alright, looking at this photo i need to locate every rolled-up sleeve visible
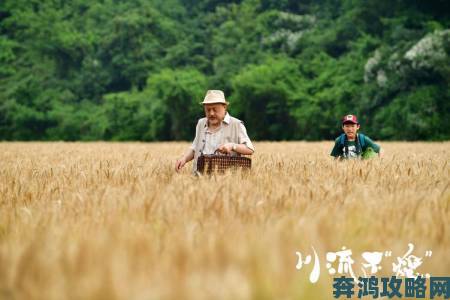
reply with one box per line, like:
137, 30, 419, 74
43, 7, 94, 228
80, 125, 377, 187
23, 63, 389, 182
238, 122, 255, 152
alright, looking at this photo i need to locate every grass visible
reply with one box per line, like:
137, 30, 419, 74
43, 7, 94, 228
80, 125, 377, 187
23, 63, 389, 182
0, 141, 449, 299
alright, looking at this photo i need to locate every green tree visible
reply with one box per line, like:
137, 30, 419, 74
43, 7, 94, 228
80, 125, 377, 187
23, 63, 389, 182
144, 68, 207, 140
232, 56, 300, 140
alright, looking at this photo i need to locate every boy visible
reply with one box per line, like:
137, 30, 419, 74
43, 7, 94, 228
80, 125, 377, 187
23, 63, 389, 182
330, 114, 383, 159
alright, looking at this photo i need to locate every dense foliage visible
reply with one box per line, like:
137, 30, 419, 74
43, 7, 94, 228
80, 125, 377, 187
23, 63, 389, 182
1, 0, 449, 141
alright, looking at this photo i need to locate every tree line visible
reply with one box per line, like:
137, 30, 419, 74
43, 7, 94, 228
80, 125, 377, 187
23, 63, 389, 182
0, 0, 449, 141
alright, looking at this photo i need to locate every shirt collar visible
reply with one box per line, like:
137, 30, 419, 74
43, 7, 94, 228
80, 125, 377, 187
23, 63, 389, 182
223, 112, 231, 124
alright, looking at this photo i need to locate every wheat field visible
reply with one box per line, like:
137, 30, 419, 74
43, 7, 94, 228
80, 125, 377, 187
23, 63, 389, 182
0, 142, 449, 300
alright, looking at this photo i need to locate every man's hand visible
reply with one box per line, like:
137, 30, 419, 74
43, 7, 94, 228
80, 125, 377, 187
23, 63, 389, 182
217, 143, 234, 154
175, 157, 187, 172
174, 149, 195, 173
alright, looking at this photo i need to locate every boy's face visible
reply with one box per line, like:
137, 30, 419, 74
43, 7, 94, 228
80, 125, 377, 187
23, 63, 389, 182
342, 122, 360, 140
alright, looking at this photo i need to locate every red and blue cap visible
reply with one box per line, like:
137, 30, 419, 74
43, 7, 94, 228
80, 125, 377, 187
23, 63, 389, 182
342, 114, 359, 124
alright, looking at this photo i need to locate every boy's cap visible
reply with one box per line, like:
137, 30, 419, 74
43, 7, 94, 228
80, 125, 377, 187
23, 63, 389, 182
342, 114, 359, 124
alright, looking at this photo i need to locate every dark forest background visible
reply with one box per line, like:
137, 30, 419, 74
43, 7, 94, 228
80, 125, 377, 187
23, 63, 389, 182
0, 0, 449, 141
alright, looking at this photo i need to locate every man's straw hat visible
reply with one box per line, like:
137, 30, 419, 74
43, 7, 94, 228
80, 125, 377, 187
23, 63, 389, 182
201, 90, 228, 105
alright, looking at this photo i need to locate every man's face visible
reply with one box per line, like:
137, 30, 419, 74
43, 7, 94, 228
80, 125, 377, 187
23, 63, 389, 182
342, 122, 360, 140
204, 103, 227, 126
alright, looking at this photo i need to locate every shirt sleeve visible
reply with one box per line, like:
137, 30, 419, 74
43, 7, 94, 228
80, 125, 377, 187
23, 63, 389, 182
363, 136, 380, 153
190, 120, 201, 151
238, 122, 255, 152
330, 139, 341, 157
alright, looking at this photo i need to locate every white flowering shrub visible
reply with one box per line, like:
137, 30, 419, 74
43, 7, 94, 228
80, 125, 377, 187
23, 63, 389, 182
376, 70, 387, 87
277, 12, 316, 27
262, 12, 316, 51
364, 50, 381, 83
364, 30, 449, 89
262, 29, 306, 51
404, 29, 449, 69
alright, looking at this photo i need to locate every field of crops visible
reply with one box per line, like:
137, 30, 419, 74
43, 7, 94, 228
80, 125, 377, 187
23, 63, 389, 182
0, 142, 449, 299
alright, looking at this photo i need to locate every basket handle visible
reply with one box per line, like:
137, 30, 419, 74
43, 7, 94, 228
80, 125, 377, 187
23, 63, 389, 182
214, 149, 230, 156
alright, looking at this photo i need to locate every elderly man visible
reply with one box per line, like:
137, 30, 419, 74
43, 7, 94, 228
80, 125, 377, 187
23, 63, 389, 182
175, 90, 254, 173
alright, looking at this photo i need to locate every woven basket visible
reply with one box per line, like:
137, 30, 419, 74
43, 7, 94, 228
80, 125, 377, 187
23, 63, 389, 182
197, 152, 251, 174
